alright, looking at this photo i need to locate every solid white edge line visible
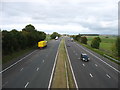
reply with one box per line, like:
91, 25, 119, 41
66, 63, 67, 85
0, 50, 38, 74
65, 60, 69, 88
24, 82, 29, 88
65, 40, 79, 89
76, 43, 120, 74
48, 41, 60, 89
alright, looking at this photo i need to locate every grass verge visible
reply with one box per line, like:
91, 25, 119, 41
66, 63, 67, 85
2, 46, 36, 64
51, 39, 75, 88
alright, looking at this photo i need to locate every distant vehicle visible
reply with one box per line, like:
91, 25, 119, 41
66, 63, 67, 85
71, 38, 73, 42
81, 53, 90, 62
67, 44, 70, 47
55, 36, 58, 40
38, 41, 47, 48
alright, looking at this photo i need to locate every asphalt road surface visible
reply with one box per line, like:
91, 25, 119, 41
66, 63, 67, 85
2, 39, 61, 88
65, 37, 119, 88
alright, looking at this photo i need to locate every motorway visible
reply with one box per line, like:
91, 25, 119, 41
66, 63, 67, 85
1, 37, 120, 88
65, 37, 119, 88
2, 39, 61, 88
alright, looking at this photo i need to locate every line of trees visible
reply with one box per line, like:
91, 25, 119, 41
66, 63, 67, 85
72, 34, 88, 45
2, 24, 46, 55
72, 34, 101, 49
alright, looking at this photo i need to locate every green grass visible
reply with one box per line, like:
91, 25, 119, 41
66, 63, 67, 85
51, 39, 75, 88
77, 35, 120, 64
86, 35, 117, 55
2, 47, 36, 64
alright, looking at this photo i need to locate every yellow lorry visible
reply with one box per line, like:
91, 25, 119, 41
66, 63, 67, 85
38, 41, 47, 48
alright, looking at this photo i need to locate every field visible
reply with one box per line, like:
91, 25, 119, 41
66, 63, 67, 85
86, 35, 117, 55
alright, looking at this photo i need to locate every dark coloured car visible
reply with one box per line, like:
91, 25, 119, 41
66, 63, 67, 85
81, 53, 90, 62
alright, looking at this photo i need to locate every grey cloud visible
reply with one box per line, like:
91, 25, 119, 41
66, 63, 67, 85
1, 0, 118, 34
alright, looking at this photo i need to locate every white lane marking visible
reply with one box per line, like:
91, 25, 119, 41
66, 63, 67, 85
20, 68, 23, 71
48, 41, 60, 89
82, 64, 85, 66
43, 60, 44, 63
25, 82, 29, 88
36, 68, 39, 71
106, 74, 111, 78
75, 53, 78, 56
78, 58, 80, 59
2, 81, 8, 87
90, 73, 93, 77
76, 43, 120, 73
95, 64, 98, 67
73, 51, 75, 53
65, 40, 79, 89
64, 61, 69, 88
0, 50, 38, 74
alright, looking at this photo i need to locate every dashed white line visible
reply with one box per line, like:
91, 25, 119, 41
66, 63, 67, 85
90, 73, 93, 77
95, 64, 98, 67
76, 43, 120, 74
43, 60, 44, 63
106, 74, 111, 78
20, 68, 23, 71
24, 82, 29, 88
36, 68, 39, 71
75, 53, 78, 56
78, 58, 80, 59
82, 64, 85, 66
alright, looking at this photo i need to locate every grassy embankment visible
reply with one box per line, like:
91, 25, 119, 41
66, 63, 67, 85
2, 35, 51, 64
51, 39, 75, 88
79, 35, 120, 64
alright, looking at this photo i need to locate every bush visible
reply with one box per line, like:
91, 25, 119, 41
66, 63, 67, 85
91, 37, 101, 49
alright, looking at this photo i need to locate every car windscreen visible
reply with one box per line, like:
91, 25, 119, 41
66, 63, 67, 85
82, 55, 88, 59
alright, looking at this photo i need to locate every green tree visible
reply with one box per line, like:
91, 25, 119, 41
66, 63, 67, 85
50, 32, 60, 39
2, 24, 46, 56
74, 34, 81, 41
80, 36, 87, 44
22, 24, 36, 32
91, 37, 101, 49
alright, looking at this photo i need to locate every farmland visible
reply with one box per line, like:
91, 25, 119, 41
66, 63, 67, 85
86, 35, 118, 59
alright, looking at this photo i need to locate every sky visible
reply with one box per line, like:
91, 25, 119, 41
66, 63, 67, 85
0, 0, 119, 35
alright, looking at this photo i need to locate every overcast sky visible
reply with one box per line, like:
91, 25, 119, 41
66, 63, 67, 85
0, 0, 119, 35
